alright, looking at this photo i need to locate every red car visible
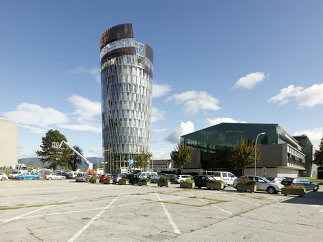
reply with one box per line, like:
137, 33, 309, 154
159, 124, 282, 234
99, 174, 111, 182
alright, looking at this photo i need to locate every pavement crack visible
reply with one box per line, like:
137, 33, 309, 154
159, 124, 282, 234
26, 227, 44, 241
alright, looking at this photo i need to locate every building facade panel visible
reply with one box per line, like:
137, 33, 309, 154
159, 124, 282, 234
181, 123, 308, 176
0, 117, 18, 168
100, 24, 152, 172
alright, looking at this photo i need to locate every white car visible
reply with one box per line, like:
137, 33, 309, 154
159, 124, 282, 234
8, 170, 27, 179
175, 175, 193, 183
46, 173, 66, 180
0, 172, 8, 181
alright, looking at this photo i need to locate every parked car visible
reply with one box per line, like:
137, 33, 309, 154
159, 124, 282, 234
163, 174, 177, 183
266, 177, 283, 184
193, 175, 217, 188
122, 174, 140, 185
75, 173, 91, 182
8, 170, 27, 179
138, 172, 158, 179
212, 171, 237, 185
0, 172, 8, 181
45, 173, 66, 180
64, 171, 76, 179
234, 176, 282, 194
175, 175, 192, 184
111, 174, 122, 184
99, 174, 111, 183
150, 175, 160, 183
16, 172, 40, 180
281, 177, 319, 191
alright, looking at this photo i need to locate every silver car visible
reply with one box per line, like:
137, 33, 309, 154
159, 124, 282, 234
234, 176, 282, 194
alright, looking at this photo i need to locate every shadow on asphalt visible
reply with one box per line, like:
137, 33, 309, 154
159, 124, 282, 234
281, 191, 323, 206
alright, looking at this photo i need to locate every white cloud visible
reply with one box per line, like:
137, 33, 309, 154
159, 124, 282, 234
69, 67, 100, 83
152, 83, 172, 98
166, 121, 195, 143
151, 106, 165, 123
4, 103, 68, 129
59, 124, 101, 133
152, 128, 168, 133
85, 148, 103, 157
4, 95, 102, 134
68, 95, 101, 123
233, 72, 267, 89
268, 83, 323, 107
168, 91, 220, 115
151, 149, 171, 160
294, 127, 323, 149
206, 117, 247, 126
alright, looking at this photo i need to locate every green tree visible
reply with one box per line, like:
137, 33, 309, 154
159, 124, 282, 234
35, 129, 69, 170
135, 151, 152, 171
314, 138, 323, 166
228, 136, 261, 169
170, 143, 193, 169
67, 145, 83, 171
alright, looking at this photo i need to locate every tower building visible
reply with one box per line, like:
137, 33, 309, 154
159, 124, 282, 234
100, 24, 153, 172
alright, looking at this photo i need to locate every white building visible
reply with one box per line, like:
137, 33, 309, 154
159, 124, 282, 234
0, 117, 18, 168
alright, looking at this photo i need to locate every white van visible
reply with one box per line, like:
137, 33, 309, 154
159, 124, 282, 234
213, 171, 237, 185
138, 172, 158, 178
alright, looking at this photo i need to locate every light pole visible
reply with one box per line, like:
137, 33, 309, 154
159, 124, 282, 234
255, 132, 265, 176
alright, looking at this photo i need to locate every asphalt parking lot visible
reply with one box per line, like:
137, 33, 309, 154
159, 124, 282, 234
0, 180, 323, 242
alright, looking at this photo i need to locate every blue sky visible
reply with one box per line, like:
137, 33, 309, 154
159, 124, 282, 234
1, 0, 323, 159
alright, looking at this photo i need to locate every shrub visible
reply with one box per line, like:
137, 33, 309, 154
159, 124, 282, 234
240, 178, 256, 185
104, 176, 112, 181
90, 175, 99, 183
207, 179, 223, 184
139, 178, 150, 182
185, 179, 195, 183
119, 178, 129, 182
285, 185, 305, 189
159, 176, 169, 183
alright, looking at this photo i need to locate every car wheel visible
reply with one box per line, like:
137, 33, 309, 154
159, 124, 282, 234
313, 186, 318, 192
267, 187, 276, 194
49, 177, 52, 180
180, 180, 184, 183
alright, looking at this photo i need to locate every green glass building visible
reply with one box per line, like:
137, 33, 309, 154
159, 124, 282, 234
181, 123, 312, 177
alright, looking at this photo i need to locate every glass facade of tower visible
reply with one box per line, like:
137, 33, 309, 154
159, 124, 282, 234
100, 24, 153, 172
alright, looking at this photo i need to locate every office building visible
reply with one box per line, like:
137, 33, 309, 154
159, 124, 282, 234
181, 123, 312, 177
0, 117, 18, 168
100, 24, 153, 172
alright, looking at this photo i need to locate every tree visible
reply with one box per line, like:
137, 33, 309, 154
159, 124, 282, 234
35, 129, 69, 170
135, 151, 152, 171
228, 136, 261, 169
67, 145, 83, 171
170, 143, 193, 169
314, 138, 323, 166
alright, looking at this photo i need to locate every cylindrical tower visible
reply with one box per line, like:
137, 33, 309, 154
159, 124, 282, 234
100, 24, 153, 173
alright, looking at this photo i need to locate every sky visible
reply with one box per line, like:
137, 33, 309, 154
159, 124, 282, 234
1, 0, 323, 160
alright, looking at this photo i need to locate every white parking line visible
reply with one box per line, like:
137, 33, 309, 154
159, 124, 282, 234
0, 195, 187, 223
156, 193, 181, 234
218, 193, 261, 205
3, 196, 77, 224
67, 196, 119, 242
185, 192, 233, 215
320, 208, 323, 213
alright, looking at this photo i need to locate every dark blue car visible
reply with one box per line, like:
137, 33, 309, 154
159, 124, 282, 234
281, 178, 319, 191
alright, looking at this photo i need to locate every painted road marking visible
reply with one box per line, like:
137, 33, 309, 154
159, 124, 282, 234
156, 193, 181, 234
67, 196, 119, 242
0, 195, 187, 223
185, 192, 233, 215
218, 193, 261, 205
3, 196, 77, 224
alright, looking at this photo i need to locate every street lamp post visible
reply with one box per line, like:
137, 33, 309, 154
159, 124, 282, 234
255, 132, 265, 176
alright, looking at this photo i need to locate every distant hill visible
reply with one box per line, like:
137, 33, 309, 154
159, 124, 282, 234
18, 157, 104, 169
